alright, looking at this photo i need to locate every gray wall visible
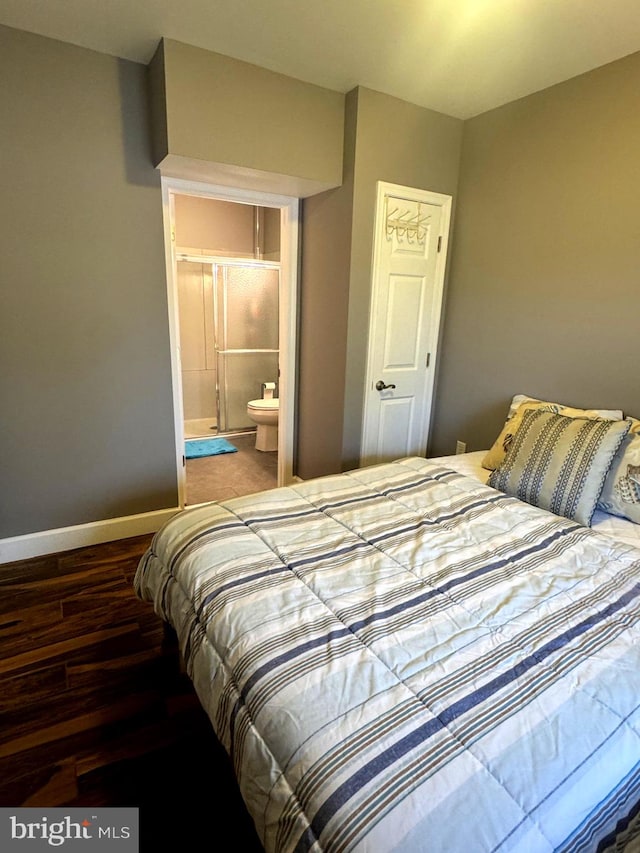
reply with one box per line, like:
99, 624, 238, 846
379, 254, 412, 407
430, 50, 640, 457
0, 26, 176, 538
297, 89, 357, 479
4, 21, 638, 541
151, 39, 345, 194
298, 87, 463, 478
341, 87, 463, 470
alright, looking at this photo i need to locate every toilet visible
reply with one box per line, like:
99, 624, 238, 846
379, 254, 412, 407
247, 383, 279, 451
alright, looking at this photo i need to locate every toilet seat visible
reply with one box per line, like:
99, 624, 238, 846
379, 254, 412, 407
247, 398, 279, 411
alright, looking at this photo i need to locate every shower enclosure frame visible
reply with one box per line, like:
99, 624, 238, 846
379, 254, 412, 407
176, 253, 281, 436
160, 176, 300, 508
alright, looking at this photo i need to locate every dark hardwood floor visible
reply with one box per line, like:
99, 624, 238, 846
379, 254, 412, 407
0, 534, 264, 850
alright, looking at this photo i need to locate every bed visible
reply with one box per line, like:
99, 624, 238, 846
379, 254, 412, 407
134, 400, 640, 853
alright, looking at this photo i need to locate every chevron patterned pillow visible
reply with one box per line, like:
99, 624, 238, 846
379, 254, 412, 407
488, 409, 632, 526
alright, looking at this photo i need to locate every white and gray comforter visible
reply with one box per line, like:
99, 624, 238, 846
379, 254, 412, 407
134, 457, 640, 852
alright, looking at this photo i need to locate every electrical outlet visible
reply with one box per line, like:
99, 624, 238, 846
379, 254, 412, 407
456, 440, 467, 455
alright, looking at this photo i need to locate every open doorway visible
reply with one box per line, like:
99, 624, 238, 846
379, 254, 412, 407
174, 195, 281, 439
161, 178, 299, 508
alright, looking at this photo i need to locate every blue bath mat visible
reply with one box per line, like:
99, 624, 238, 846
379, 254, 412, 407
185, 437, 238, 459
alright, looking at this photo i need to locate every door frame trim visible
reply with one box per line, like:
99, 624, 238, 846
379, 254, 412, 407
160, 176, 299, 506
360, 180, 452, 466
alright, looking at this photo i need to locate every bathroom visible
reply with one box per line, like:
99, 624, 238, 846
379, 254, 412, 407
174, 193, 281, 504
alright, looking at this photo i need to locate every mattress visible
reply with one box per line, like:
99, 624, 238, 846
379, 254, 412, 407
134, 456, 640, 852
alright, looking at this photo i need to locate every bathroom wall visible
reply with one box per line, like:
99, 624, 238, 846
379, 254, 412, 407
262, 207, 281, 260
174, 195, 257, 257
176, 261, 216, 422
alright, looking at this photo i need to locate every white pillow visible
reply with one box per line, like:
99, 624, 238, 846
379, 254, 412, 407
597, 416, 640, 525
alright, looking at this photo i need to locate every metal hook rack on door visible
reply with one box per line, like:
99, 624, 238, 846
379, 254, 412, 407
384, 197, 430, 245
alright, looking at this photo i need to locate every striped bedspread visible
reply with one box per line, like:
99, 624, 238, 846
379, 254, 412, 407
134, 457, 640, 852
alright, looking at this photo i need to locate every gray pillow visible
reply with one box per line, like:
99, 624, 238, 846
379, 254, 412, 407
488, 409, 632, 526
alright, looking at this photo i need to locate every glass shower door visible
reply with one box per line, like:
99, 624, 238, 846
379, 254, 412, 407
215, 262, 280, 433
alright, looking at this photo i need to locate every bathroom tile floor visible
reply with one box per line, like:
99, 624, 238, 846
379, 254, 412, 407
185, 432, 278, 506
184, 417, 218, 439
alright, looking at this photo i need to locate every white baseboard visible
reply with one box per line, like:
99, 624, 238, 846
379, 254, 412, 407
0, 507, 181, 565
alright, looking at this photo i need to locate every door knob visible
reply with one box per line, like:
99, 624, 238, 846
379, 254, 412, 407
375, 380, 396, 391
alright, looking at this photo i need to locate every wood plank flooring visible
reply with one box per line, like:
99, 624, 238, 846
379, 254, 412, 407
0, 534, 264, 850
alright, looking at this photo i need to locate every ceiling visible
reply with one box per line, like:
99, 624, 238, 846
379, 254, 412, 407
2, 0, 640, 119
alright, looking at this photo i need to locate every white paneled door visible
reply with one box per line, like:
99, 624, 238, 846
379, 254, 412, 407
360, 182, 452, 467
